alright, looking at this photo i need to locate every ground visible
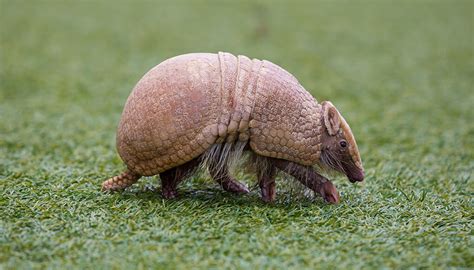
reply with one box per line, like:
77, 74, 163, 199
0, 1, 473, 269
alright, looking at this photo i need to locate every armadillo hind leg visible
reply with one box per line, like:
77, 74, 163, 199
102, 170, 141, 192
160, 158, 200, 199
208, 160, 249, 194
271, 159, 340, 204
256, 157, 277, 203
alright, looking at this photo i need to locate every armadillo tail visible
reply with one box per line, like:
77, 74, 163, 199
101, 170, 141, 192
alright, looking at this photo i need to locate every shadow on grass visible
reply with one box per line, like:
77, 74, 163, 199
112, 184, 329, 209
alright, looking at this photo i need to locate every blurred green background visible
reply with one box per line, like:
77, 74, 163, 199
1, 0, 473, 269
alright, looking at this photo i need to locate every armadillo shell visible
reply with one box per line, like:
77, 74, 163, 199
117, 52, 322, 176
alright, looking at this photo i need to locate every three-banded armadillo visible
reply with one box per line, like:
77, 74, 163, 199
102, 52, 364, 203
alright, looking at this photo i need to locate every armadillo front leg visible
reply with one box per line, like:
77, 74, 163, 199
271, 159, 340, 204
102, 170, 141, 192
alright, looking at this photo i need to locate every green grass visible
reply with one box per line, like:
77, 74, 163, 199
1, 0, 473, 269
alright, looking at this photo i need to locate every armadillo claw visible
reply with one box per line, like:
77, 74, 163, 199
221, 179, 250, 194
319, 181, 340, 204
161, 188, 178, 199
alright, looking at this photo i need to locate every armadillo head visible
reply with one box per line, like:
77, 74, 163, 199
319, 101, 364, 183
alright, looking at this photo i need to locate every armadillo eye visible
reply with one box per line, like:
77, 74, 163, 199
339, 140, 347, 148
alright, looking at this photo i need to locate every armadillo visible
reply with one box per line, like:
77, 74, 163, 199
102, 52, 364, 203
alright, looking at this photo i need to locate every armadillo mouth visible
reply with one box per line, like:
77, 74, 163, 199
343, 163, 364, 183
321, 149, 364, 183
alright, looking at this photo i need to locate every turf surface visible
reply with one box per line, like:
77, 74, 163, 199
1, 1, 473, 269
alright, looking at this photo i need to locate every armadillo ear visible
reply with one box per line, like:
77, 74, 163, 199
322, 101, 341, 136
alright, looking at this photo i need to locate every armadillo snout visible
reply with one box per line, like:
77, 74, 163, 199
347, 169, 364, 183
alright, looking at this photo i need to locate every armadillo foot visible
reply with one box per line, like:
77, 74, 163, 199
160, 173, 180, 199
160, 157, 200, 199
102, 170, 141, 192
207, 157, 249, 195
209, 167, 249, 194
161, 186, 178, 199
221, 178, 250, 194
160, 172, 180, 199
260, 182, 276, 203
318, 181, 340, 204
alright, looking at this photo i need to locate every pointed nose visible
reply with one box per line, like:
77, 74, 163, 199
348, 169, 364, 183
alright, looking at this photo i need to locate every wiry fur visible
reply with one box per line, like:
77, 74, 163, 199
320, 148, 355, 177
200, 141, 248, 178
321, 149, 345, 173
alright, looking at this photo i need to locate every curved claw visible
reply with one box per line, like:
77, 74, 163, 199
319, 181, 340, 204
222, 178, 250, 194
162, 188, 178, 199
